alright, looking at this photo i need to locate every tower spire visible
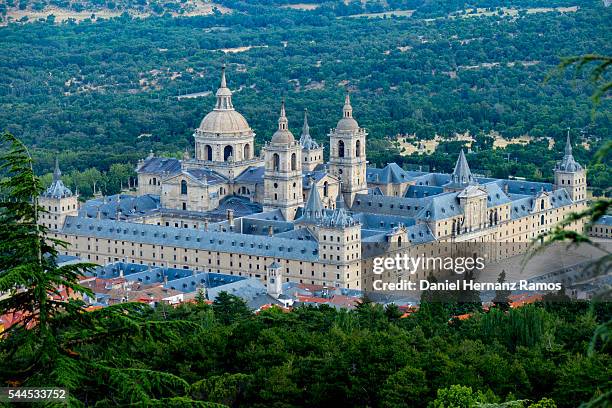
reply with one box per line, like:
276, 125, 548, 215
53, 157, 61, 181
220, 64, 227, 88
564, 128, 573, 157
301, 108, 310, 138
278, 98, 288, 131
343, 90, 353, 119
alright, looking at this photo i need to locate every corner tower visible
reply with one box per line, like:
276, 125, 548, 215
38, 158, 79, 231
554, 132, 586, 202
328, 92, 367, 207
263, 100, 304, 221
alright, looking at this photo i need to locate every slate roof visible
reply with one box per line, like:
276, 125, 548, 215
351, 193, 429, 217
137, 157, 181, 175
492, 179, 553, 195
416, 192, 462, 221
366, 163, 415, 184
594, 215, 612, 226
412, 172, 452, 187
235, 166, 265, 184
80, 194, 161, 220
405, 185, 444, 198
352, 213, 416, 231
183, 168, 228, 185
62, 216, 320, 261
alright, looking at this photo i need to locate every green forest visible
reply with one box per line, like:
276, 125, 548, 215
0, 0, 610, 196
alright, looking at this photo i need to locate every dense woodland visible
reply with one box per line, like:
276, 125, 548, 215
0, 0, 610, 196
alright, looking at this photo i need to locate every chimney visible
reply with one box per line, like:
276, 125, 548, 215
268, 225, 274, 237
204, 218, 209, 231
227, 209, 235, 229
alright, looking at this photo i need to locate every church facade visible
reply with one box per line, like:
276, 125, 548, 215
42, 67, 588, 290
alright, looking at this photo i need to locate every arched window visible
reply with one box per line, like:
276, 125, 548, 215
291, 153, 297, 171
205, 145, 213, 161
224, 145, 233, 161
540, 214, 545, 225
540, 200, 545, 210
273, 153, 280, 171
397, 236, 402, 247
152, 177, 157, 185
244, 144, 250, 160
356, 140, 361, 157
181, 180, 188, 195
338, 140, 345, 158
323, 181, 329, 197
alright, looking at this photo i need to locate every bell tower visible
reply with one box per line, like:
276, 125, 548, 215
263, 99, 304, 221
328, 91, 367, 207
554, 131, 586, 202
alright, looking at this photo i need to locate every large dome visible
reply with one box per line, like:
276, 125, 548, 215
335, 117, 359, 131
198, 110, 251, 135
271, 128, 295, 144
196, 66, 252, 136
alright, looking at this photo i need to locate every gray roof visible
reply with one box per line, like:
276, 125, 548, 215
353, 212, 416, 231
207, 278, 282, 309
42, 159, 73, 199
137, 157, 181, 175
205, 195, 262, 219
235, 166, 265, 184
412, 172, 452, 187
366, 163, 415, 184
492, 179, 553, 195
416, 192, 462, 221
594, 215, 612, 226
405, 185, 444, 198
351, 193, 428, 217
62, 216, 320, 261
183, 168, 228, 186
302, 170, 328, 187
80, 194, 161, 220
483, 182, 512, 207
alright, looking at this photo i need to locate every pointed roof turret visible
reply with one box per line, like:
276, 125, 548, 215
302, 177, 324, 221
299, 108, 320, 150
556, 129, 583, 172
42, 157, 73, 199
447, 149, 475, 188
271, 98, 295, 144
